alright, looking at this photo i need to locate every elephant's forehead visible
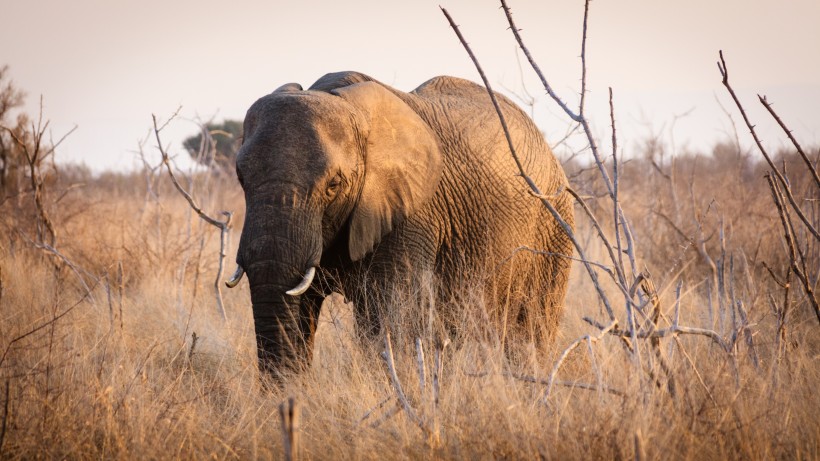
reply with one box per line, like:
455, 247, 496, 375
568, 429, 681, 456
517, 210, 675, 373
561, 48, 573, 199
238, 93, 360, 179
251, 93, 354, 134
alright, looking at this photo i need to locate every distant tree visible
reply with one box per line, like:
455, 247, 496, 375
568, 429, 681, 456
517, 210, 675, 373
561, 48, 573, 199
0, 65, 28, 198
183, 119, 243, 170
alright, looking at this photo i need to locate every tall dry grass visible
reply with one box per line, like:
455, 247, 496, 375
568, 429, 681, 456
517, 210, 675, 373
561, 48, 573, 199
0, 137, 817, 459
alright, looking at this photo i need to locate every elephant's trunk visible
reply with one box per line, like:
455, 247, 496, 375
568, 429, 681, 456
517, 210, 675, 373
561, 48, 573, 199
247, 259, 319, 378
238, 203, 323, 378
252, 298, 307, 376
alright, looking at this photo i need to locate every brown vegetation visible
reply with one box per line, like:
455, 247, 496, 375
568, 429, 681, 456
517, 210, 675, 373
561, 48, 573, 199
1, 1, 818, 458
0, 115, 817, 459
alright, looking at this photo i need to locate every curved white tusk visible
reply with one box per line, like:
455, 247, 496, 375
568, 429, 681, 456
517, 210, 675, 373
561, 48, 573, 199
225, 265, 244, 288
286, 266, 316, 296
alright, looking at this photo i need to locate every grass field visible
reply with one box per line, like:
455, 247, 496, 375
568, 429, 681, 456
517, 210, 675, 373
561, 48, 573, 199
1, 135, 818, 459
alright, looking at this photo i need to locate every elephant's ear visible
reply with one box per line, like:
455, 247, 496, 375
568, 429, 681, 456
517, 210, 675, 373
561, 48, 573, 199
332, 82, 443, 261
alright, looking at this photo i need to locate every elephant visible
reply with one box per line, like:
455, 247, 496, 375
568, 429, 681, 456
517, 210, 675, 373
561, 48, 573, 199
226, 71, 575, 379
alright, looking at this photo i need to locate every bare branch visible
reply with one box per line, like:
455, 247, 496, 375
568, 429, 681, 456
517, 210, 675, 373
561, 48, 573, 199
441, 6, 616, 322
465, 370, 624, 396
543, 319, 618, 400
717, 51, 819, 242
758, 95, 820, 189
765, 174, 820, 323
152, 112, 232, 321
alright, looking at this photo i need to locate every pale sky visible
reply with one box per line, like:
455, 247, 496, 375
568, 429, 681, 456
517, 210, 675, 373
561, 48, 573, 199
2, 0, 819, 172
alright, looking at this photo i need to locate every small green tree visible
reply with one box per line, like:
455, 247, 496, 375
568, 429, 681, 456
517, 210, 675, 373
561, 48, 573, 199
183, 119, 243, 170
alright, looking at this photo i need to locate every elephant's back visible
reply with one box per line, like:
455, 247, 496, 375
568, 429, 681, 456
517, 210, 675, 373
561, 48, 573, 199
411, 75, 564, 181
409, 76, 568, 210
408, 75, 571, 264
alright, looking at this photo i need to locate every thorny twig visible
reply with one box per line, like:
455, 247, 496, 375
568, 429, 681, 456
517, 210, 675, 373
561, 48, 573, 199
717, 51, 819, 242
758, 95, 820, 190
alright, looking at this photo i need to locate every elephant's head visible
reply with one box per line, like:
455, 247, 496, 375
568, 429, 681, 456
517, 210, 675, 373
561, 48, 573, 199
227, 73, 442, 377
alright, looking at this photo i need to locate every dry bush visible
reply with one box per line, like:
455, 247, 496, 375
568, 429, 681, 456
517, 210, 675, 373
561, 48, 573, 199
1, 126, 819, 459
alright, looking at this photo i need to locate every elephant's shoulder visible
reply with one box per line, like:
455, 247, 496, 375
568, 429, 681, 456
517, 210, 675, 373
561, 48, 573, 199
412, 76, 520, 112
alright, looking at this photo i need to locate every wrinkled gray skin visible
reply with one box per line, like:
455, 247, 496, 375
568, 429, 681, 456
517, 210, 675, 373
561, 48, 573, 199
233, 71, 574, 379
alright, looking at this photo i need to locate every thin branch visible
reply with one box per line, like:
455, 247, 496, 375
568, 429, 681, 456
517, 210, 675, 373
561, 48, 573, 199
544, 319, 618, 400
579, 0, 591, 117
717, 51, 819, 242
152, 112, 232, 321
765, 174, 820, 323
566, 187, 628, 288
465, 371, 624, 397
498, 0, 581, 122
499, 0, 614, 201
498, 245, 616, 277
441, 6, 616, 322
358, 395, 394, 425
758, 95, 820, 189
583, 316, 731, 353
415, 337, 426, 392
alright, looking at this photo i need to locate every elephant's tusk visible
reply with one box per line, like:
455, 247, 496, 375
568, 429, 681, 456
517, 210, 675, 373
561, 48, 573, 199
225, 265, 244, 288
286, 266, 316, 296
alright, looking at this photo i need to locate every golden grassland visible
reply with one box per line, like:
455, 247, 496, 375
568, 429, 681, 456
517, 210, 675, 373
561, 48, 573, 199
0, 145, 818, 460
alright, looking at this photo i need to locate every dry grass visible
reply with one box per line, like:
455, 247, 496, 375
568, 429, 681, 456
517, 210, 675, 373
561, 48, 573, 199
0, 145, 818, 460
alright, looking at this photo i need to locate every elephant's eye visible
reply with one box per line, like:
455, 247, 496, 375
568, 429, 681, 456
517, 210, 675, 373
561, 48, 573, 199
326, 176, 342, 198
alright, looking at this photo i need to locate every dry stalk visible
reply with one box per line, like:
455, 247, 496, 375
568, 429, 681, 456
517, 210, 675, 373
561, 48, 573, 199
117, 261, 124, 331
415, 337, 426, 392
381, 330, 428, 433
465, 371, 624, 397
152, 113, 233, 321
0, 380, 8, 457
367, 402, 402, 429
432, 337, 449, 446
0, 275, 100, 369
358, 395, 394, 426
188, 332, 199, 362
279, 397, 300, 461
634, 429, 646, 461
